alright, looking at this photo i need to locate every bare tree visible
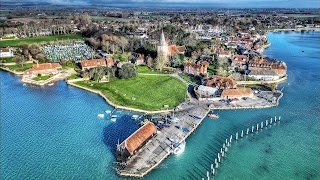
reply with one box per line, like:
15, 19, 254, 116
13, 55, 26, 67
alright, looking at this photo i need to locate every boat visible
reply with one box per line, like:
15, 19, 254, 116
97, 114, 105, 118
131, 115, 139, 120
173, 141, 186, 155
105, 110, 112, 114
208, 114, 219, 119
181, 127, 190, 132
167, 116, 180, 123
111, 115, 118, 118
111, 118, 117, 122
48, 83, 54, 86
189, 115, 201, 120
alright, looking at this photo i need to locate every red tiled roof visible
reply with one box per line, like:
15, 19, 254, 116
122, 122, 157, 154
0, 48, 10, 52
81, 59, 106, 69
31, 63, 61, 71
232, 55, 249, 62
221, 88, 253, 97
168, 45, 185, 56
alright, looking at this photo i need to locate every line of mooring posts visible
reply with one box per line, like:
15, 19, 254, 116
203, 116, 281, 179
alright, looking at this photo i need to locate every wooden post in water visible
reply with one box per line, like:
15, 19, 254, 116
218, 155, 221, 163
230, 135, 232, 143
266, 120, 268, 126
252, 126, 254, 133
225, 146, 228, 152
226, 139, 228, 144
211, 164, 215, 175
215, 162, 219, 169
241, 130, 244, 138
256, 123, 259, 131
227, 142, 230, 147
275, 116, 277, 122
220, 148, 223, 154
223, 143, 226, 149
236, 132, 238, 140
270, 118, 273, 124
261, 122, 264, 129
279, 116, 281, 121
222, 150, 225, 157
215, 158, 217, 164
212, 167, 215, 176
246, 128, 249, 135
207, 171, 210, 180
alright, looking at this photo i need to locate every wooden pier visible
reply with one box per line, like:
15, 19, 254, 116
117, 103, 209, 177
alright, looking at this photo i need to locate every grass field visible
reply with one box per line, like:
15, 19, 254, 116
67, 74, 81, 80
32, 75, 51, 81
0, 57, 13, 63
178, 73, 201, 85
137, 66, 170, 74
75, 75, 187, 111
0, 34, 84, 47
7, 63, 33, 71
91, 16, 134, 22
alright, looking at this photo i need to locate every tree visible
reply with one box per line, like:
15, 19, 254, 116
170, 54, 183, 68
35, 53, 48, 63
94, 67, 107, 82
118, 63, 137, 79
154, 56, 169, 71
147, 56, 153, 68
29, 44, 41, 59
118, 36, 129, 54
13, 55, 26, 67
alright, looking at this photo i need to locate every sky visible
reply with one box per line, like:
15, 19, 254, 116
3, 0, 320, 8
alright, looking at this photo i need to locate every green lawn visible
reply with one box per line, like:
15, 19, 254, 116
67, 74, 81, 80
207, 65, 216, 75
32, 75, 51, 81
62, 63, 76, 69
138, 66, 170, 74
0, 57, 13, 63
6, 63, 33, 71
0, 34, 84, 47
178, 73, 201, 85
75, 76, 187, 111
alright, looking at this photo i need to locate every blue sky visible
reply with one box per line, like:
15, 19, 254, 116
4, 0, 320, 8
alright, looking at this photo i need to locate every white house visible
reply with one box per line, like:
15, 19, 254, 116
0, 48, 13, 58
248, 69, 280, 81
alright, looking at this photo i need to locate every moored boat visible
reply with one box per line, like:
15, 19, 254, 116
208, 113, 219, 119
111, 118, 117, 122
173, 141, 186, 155
97, 114, 105, 118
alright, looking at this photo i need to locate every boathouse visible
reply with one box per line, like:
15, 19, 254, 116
116, 122, 157, 162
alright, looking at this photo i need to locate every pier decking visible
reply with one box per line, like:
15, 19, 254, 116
117, 103, 209, 177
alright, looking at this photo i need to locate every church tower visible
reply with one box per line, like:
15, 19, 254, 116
157, 31, 168, 59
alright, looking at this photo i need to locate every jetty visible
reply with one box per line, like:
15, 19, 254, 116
117, 103, 209, 177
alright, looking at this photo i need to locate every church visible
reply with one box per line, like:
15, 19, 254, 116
157, 31, 186, 60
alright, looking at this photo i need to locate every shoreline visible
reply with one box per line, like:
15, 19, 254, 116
267, 27, 320, 32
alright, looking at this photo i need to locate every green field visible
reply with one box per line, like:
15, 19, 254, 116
32, 75, 51, 81
91, 16, 133, 22
137, 66, 170, 74
178, 73, 201, 85
75, 75, 187, 111
0, 34, 84, 47
6, 63, 33, 71
0, 57, 13, 63
67, 74, 81, 80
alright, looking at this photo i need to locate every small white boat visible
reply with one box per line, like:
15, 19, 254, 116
173, 141, 186, 155
131, 115, 139, 120
97, 114, 105, 118
23, 84, 26, 86
111, 115, 118, 118
111, 118, 117, 122
48, 83, 54, 86
105, 110, 112, 114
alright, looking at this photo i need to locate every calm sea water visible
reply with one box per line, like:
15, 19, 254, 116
1, 31, 320, 180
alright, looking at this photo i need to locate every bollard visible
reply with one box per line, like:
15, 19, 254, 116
241, 130, 244, 138
222, 151, 225, 157
236, 132, 239, 140
252, 126, 254, 133
261, 122, 264, 129
246, 128, 249, 135
256, 123, 259, 131
207, 171, 210, 180
212, 168, 215, 176
266, 120, 268, 126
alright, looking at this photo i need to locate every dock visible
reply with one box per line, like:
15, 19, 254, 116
117, 103, 209, 177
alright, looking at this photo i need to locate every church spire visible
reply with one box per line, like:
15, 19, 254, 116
160, 30, 167, 46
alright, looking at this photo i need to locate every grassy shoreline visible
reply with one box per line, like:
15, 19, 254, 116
74, 76, 187, 111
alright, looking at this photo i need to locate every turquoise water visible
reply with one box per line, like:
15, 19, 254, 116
1, 31, 320, 180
